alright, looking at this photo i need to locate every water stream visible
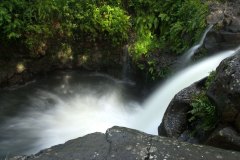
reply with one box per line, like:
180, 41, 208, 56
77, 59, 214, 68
0, 48, 238, 157
132, 49, 236, 134
122, 45, 131, 80
179, 25, 213, 67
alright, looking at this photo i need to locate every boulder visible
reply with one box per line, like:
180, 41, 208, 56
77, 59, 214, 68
204, 31, 240, 53
160, 53, 240, 151
222, 0, 240, 33
159, 80, 203, 138
207, 54, 240, 122
206, 54, 240, 151
10, 126, 240, 160
206, 127, 240, 151
205, 0, 240, 53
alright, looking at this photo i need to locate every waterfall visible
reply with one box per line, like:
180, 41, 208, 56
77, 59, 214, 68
0, 47, 238, 156
179, 25, 213, 67
122, 45, 131, 80
0, 73, 141, 156
131, 48, 237, 134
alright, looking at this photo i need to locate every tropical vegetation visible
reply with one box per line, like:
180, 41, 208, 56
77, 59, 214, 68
0, 0, 208, 78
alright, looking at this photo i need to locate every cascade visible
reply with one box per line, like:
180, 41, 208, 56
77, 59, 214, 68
122, 45, 131, 80
0, 73, 141, 156
178, 25, 213, 67
131, 49, 236, 134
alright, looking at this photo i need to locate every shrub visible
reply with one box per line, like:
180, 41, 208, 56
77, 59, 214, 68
0, 0, 209, 80
188, 92, 217, 131
0, 0, 130, 57
129, 0, 208, 56
92, 4, 130, 44
127, 0, 208, 79
205, 71, 216, 89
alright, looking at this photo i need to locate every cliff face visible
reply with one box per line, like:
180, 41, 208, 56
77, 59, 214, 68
10, 126, 240, 160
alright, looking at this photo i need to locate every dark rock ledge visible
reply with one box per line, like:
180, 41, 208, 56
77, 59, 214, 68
159, 53, 240, 151
10, 126, 240, 160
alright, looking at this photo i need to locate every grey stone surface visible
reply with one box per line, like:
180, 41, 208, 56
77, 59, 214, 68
207, 54, 240, 116
205, 0, 240, 53
10, 132, 110, 160
159, 81, 203, 138
206, 127, 240, 151
10, 126, 240, 160
160, 53, 240, 151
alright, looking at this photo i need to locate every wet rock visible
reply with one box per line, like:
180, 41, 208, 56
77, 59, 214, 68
207, 53, 240, 120
206, 127, 240, 151
105, 127, 152, 160
205, 53, 240, 151
160, 53, 240, 151
178, 130, 200, 144
235, 114, 240, 132
159, 81, 203, 138
10, 126, 240, 160
11, 133, 110, 160
205, 0, 240, 53
204, 31, 240, 53
222, 1, 240, 33
222, 106, 238, 123
158, 122, 168, 137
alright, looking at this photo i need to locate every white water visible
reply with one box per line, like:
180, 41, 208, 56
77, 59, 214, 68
132, 49, 236, 134
0, 75, 141, 155
0, 47, 238, 156
179, 25, 213, 66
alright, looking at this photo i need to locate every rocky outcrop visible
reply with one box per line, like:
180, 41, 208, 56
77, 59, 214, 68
205, 53, 240, 149
159, 78, 209, 144
205, 0, 240, 53
10, 126, 240, 160
206, 127, 240, 151
159, 53, 240, 151
207, 54, 240, 122
158, 81, 203, 138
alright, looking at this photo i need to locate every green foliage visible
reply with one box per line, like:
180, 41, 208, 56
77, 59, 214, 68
92, 4, 130, 44
189, 70, 218, 132
189, 92, 217, 131
137, 56, 171, 80
0, 0, 210, 80
131, 30, 157, 58
205, 71, 216, 89
0, 0, 27, 39
0, 0, 130, 57
129, 0, 208, 56
57, 43, 73, 64
127, 0, 208, 79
